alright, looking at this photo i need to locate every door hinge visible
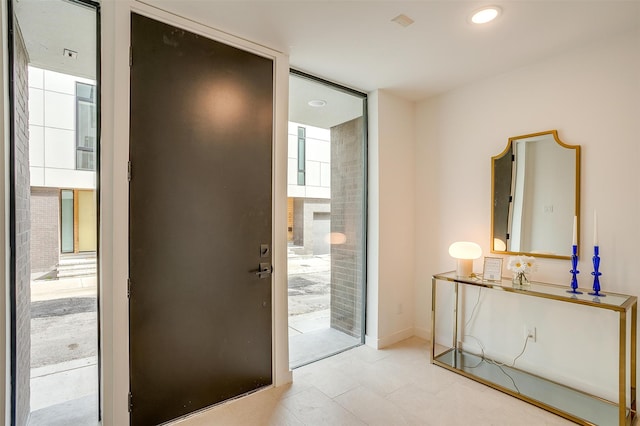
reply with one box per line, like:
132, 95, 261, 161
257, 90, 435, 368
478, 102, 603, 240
506, 233, 510, 240
129, 46, 132, 67
127, 278, 131, 298
128, 392, 133, 412
128, 161, 132, 182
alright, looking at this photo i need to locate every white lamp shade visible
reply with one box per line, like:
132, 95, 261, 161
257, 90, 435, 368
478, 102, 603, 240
449, 241, 482, 277
448, 241, 482, 260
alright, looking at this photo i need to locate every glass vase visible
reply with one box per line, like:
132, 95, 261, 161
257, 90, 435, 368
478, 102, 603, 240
512, 272, 529, 286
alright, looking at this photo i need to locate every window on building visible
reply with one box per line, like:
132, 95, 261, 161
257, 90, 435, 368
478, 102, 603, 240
60, 189, 74, 253
297, 126, 306, 185
76, 82, 97, 170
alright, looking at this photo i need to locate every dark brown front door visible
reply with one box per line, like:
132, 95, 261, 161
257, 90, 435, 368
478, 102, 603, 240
129, 13, 273, 425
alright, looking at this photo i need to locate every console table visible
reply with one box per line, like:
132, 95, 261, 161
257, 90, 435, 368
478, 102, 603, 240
431, 271, 636, 426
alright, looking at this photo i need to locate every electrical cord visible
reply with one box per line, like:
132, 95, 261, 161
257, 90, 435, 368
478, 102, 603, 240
462, 333, 530, 368
494, 363, 521, 394
459, 285, 530, 393
461, 286, 530, 367
461, 334, 525, 394
464, 288, 483, 330
504, 335, 530, 367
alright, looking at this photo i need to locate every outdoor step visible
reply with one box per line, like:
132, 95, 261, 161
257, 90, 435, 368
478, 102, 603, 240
57, 269, 97, 278
57, 263, 96, 271
56, 256, 97, 278
57, 261, 96, 269
56, 254, 97, 279
58, 258, 97, 267
57, 268, 96, 278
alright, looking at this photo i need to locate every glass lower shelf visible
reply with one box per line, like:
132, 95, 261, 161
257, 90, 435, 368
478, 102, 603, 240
434, 348, 627, 426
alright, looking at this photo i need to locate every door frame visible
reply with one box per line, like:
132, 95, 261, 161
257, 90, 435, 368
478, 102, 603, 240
100, 2, 291, 423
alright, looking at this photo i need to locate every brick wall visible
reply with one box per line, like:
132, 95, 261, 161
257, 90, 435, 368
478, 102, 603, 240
13, 20, 31, 425
30, 188, 59, 273
330, 117, 364, 337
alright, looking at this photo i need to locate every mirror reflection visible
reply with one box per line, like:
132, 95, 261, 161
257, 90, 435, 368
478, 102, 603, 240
492, 130, 580, 259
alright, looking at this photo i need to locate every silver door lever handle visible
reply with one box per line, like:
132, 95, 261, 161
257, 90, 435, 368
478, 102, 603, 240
252, 263, 273, 278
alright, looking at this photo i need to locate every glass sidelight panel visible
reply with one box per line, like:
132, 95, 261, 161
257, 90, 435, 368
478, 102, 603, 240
11, 0, 100, 424
287, 71, 367, 368
61, 190, 74, 253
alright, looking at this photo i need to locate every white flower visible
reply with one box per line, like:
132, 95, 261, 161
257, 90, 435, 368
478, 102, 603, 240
507, 255, 537, 274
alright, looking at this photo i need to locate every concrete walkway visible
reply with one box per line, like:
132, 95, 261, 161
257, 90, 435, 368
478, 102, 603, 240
29, 275, 99, 425
31, 275, 97, 302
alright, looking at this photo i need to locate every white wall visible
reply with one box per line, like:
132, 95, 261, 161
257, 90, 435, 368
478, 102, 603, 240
367, 89, 416, 348
415, 30, 640, 399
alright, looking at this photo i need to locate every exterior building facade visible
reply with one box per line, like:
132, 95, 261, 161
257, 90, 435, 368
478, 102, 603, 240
287, 117, 365, 338
28, 66, 97, 273
287, 121, 331, 255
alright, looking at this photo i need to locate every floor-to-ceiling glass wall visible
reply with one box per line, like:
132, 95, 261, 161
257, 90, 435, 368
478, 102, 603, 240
11, 0, 100, 424
287, 71, 367, 368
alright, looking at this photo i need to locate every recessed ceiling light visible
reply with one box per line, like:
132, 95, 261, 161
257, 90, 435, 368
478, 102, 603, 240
470, 6, 501, 24
308, 99, 327, 107
391, 14, 415, 28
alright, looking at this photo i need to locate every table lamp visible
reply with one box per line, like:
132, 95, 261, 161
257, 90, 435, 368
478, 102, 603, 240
449, 241, 482, 277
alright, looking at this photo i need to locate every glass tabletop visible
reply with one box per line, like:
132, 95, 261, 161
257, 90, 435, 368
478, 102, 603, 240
433, 271, 635, 311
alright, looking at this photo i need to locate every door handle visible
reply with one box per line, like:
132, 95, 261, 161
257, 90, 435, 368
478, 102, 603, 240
252, 262, 273, 279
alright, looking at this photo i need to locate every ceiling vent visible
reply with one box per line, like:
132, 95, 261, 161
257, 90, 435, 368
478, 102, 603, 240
63, 48, 78, 59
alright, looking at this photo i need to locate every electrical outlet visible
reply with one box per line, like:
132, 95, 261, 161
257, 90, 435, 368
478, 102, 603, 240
524, 325, 537, 342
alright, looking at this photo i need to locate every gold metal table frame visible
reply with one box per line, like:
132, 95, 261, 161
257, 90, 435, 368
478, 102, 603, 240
431, 271, 637, 426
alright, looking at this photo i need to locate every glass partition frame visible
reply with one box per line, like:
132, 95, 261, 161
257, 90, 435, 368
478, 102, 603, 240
8, 0, 102, 423
287, 69, 368, 368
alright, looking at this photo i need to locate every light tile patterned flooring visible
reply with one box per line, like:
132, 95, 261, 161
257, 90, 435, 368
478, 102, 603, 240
173, 337, 573, 425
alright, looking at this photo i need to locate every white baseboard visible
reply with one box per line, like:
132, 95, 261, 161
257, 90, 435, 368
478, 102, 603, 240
364, 334, 377, 349
366, 327, 415, 349
275, 369, 293, 386
413, 326, 431, 342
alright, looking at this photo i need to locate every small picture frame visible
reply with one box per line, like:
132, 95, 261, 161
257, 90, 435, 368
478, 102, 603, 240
483, 257, 503, 281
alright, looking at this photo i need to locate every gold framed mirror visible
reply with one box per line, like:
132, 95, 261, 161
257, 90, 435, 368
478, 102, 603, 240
491, 130, 580, 259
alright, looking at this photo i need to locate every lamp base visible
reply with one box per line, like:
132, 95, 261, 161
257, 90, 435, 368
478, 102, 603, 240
456, 259, 472, 277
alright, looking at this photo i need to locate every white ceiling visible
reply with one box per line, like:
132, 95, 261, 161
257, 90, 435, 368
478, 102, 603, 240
13, 0, 640, 128
146, 0, 640, 100
289, 73, 364, 129
15, 0, 97, 80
